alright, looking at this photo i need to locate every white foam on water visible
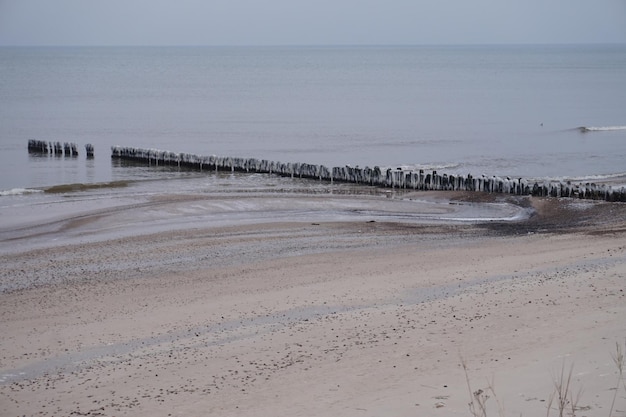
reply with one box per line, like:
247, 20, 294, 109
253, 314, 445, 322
0, 188, 43, 196
580, 125, 626, 132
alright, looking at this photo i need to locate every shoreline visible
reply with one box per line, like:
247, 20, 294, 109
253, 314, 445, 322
0, 189, 529, 258
1, 191, 625, 416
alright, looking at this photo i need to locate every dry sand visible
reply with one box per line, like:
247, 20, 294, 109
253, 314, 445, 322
1, 192, 625, 416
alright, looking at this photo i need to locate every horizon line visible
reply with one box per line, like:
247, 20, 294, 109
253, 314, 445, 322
1, 41, 625, 48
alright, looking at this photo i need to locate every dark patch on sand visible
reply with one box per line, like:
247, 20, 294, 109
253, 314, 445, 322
474, 195, 626, 236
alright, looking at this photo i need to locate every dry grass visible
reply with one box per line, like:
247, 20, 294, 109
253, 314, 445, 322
462, 341, 626, 417
462, 357, 505, 417
546, 362, 582, 417
609, 340, 626, 417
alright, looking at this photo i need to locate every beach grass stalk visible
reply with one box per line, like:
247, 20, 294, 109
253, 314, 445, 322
608, 340, 625, 417
462, 357, 506, 417
546, 362, 583, 417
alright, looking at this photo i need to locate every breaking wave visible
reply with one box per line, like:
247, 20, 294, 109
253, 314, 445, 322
578, 125, 626, 132
0, 188, 44, 197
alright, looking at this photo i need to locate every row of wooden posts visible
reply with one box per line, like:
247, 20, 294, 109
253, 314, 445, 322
28, 139, 94, 158
110, 146, 626, 202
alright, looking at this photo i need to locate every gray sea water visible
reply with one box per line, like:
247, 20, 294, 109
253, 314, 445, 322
1, 44, 625, 200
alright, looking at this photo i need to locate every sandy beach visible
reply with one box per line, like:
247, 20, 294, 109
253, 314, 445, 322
1, 191, 625, 416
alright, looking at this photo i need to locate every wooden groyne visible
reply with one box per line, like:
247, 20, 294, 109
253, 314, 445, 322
28, 139, 78, 157
85, 144, 94, 158
111, 146, 626, 202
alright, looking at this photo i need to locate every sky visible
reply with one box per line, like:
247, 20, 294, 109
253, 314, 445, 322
0, 0, 625, 46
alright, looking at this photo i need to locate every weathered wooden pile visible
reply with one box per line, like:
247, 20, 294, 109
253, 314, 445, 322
85, 143, 95, 158
111, 146, 626, 202
28, 139, 81, 157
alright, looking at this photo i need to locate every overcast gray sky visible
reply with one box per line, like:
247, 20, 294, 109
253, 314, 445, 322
1, 0, 625, 46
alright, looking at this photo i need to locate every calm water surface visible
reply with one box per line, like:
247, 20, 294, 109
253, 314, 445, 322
1, 45, 625, 195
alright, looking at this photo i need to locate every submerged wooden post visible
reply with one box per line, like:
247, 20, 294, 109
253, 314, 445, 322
85, 144, 94, 158
28, 139, 49, 154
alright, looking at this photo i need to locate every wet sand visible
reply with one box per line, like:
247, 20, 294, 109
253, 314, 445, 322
1, 191, 625, 416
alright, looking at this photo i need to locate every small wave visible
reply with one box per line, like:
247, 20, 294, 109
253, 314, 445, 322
570, 172, 626, 182
43, 180, 131, 194
383, 163, 462, 172
578, 125, 626, 132
521, 174, 626, 191
0, 188, 44, 197
537, 172, 626, 185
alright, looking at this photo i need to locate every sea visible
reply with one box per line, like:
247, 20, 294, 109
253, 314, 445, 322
1, 44, 626, 212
